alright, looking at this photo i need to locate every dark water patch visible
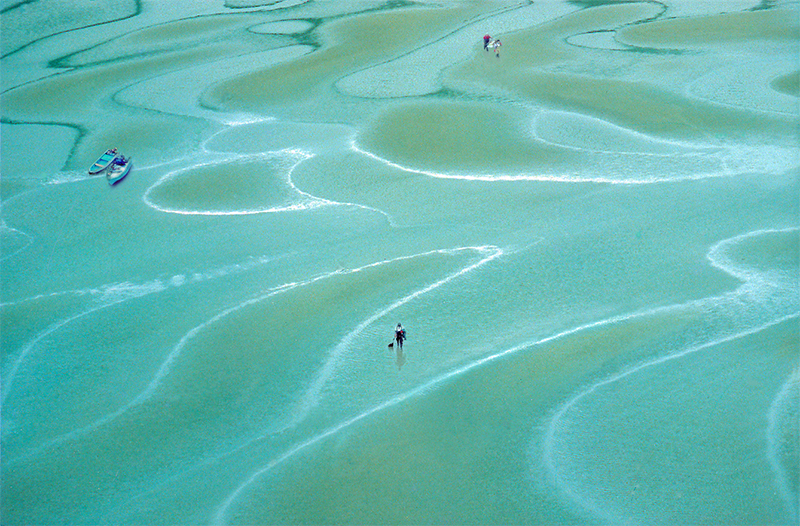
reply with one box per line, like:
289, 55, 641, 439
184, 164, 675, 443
771, 71, 800, 98
612, 40, 686, 56
48, 47, 163, 76
749, 0, 780, 11
599, 1, 685, 56
0, 0, 35, 15
568, 0, 646, 7
617, 44, 686, 56
424, 87, 521, 108
225, 0, 311, 10
247, 17, 324, 49
225, 0, 416, 14
550, 2, 683, 56
225, 0, 310, 9
1, 0, 141, 60
279, 18, 323, 49
564, 28, 685, 55
0, 117, 86, 176
203, 1, 460, 112
51, 12, 276, 70
427, 87, 469, 101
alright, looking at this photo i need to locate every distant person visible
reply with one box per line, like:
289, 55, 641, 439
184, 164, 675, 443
483, 34, 491, 51
394, 323, 406, 350
491, 38, 502, 57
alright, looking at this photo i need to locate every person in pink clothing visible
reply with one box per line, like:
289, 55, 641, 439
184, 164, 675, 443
483, 34, 491, 51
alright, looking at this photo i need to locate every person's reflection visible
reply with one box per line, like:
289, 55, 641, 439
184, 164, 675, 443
395, 345, 406, 370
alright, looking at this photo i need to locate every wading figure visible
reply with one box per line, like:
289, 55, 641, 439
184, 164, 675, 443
490, 38, 502, 57
394, 323, 406, 350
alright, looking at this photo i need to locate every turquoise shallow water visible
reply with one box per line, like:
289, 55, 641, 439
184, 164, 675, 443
1, 1, 798, 524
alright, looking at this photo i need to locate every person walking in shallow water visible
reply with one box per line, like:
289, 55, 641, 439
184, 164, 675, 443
388, 324, 407, 369
393, 323, 406, 350
491, 38, 502, 57
483, 34, 491, 51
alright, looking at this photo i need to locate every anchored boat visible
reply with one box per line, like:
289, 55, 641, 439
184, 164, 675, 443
88, 148, 119, 175
106, 156, 132, 185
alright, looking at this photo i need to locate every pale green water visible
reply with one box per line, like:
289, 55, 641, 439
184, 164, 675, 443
1, 1, 798, 524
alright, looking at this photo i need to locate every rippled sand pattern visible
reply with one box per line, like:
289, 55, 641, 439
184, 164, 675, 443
2, 1, 798, 524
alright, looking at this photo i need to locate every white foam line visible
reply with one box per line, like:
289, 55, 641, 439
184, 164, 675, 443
529, 110, 719, 157
142, 148, 334, 216
707, 226, 799, 284
198, 117, 276, 152
211, 298, 686, 525
17, 247, 494, 463
273, 245, 503, 433
138, 246, 500, 418
143, 142, 394, 223
0, 286, 160, 408
9, 280, 308, 464
0, 289, 79, 309
535, 226, 800, 522
0, 220, 34, 263
766, 366, 800, 522
1, 255, 277, 309
135, 281, 302, 406
541, 312, 799, 524
684, 57, 799, 118
1, 254, 279, 416
0, 189, 34, 263
106, 245, 507, 515
212, 226, 799, 524
350, 140, 733, 185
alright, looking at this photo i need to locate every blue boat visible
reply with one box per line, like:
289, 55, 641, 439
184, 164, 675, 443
106, 156, 132, 185
89, 148, 119, 174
